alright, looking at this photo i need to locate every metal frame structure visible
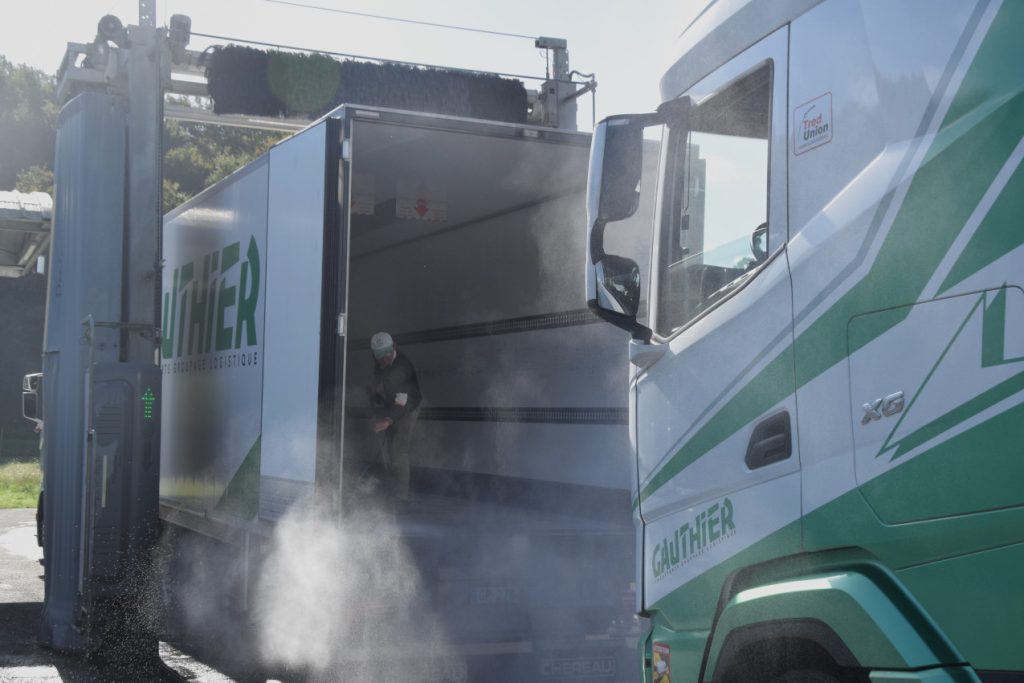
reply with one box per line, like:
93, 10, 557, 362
0, 191, 51, 278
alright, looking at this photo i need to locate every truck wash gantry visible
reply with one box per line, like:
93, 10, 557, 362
40, 8, 188, 654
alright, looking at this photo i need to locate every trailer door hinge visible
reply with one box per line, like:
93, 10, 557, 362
337, 313, 346, 337
341, 139, 351, 162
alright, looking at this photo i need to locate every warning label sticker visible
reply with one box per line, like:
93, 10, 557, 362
352, 173, 375, 216
397, 178, 448, 222
794, 92, 833, 155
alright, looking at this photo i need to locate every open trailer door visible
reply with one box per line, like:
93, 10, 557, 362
258, 117, 349, 520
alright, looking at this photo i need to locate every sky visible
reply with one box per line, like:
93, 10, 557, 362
0, 0, 698, 131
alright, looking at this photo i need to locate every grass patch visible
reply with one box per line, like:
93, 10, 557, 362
0, 460, 41, 509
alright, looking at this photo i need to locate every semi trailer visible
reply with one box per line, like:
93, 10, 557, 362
158, 104, 654, 680
586, 1, 1024, 682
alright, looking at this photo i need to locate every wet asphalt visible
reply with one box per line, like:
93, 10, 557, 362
0, 508, 236, 683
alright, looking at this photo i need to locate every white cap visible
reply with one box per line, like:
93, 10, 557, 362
370, 332, 394, 359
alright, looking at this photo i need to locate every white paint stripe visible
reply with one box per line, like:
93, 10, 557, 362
798, 134, 938, 337
638, 322, 795, 490
923, 133, 1024, 299
638, 250, 800, 489
642, 396, 798, 517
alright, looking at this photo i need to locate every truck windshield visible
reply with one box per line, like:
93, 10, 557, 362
655, 62, 772, 336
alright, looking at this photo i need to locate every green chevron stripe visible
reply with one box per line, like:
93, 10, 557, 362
863, 400, 1024, 522
938, 158, 1024, 294
214, 435, 261, 519
639, 351, 793, 503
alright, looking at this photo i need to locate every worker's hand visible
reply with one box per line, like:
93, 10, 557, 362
373, 418, 393, 433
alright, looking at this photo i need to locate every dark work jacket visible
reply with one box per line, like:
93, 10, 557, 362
369, 351, 422, 423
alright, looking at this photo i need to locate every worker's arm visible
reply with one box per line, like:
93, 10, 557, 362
384, 356, 422, 422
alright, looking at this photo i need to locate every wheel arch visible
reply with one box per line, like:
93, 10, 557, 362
700, 550, 965, 682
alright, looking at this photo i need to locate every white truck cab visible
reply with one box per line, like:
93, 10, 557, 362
587, 1, 1024, 681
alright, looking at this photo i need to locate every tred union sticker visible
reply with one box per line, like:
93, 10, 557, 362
794, 92, 833, 155
652, 642, 671, 683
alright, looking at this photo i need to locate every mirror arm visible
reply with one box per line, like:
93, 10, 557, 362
656, 95, 692, 129
587, 300, 652, 341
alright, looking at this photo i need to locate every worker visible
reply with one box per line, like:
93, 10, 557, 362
367, 331, 422, 501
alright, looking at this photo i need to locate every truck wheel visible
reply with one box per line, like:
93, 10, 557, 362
717, 637, 866, 683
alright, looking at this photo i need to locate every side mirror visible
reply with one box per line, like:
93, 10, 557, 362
588, 117, 646, 224
22, 391, 39, 423
588, 99, 690, 227
595, 255, 641, 318
586, 100, 689, 340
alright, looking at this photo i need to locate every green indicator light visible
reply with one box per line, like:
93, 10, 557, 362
142, 387, 156, 420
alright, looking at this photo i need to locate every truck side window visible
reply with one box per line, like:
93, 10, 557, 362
656, 62, 772, 337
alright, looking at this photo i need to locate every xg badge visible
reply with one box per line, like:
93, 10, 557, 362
861, 391, 905, 426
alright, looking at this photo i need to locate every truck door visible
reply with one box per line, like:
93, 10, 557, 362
258, 118, 348, 519
314, 116, 350, 514
636, 28, 799, 622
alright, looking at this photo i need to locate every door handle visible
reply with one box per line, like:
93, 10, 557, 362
745, 410, 791, 469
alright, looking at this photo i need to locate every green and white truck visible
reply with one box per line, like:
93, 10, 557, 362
585, 1, 1023, 681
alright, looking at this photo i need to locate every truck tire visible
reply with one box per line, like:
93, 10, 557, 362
716, 636, 865, 683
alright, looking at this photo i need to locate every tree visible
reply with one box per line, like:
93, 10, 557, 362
163, 99, 284, 212
15, 165, 54, 195
0, 57, 57, 190
0, 58, 282, 209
